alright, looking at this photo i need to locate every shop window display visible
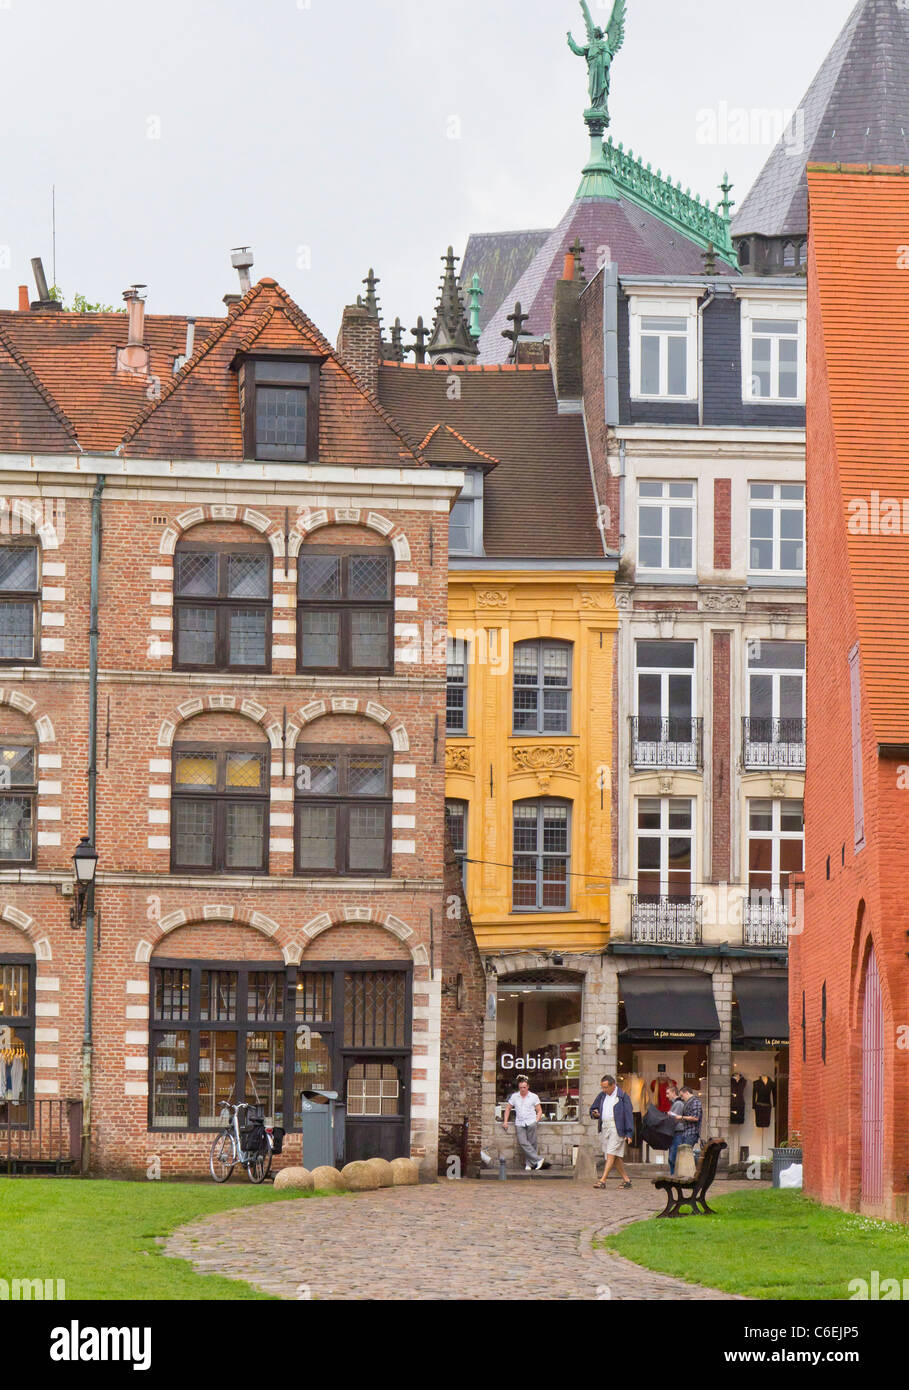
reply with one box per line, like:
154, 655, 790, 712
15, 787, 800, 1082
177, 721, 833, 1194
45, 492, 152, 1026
495, 972, 582, 1122
0, 960, 32, 1127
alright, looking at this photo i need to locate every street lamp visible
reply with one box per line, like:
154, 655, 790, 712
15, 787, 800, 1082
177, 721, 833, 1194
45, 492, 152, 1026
70, 836, 98, 928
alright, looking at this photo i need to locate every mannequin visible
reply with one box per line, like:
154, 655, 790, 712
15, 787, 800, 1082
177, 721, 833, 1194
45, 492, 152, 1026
730, 1069, 746, 1125
752, 1074, 776, 1130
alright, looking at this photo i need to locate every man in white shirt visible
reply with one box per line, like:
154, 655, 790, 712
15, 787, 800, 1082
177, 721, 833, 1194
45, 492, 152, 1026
502, 1075, 546, 1170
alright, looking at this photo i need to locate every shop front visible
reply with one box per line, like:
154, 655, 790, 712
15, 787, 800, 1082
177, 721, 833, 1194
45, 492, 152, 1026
617, 969, 720, 1159
730, 970, 789, 1160
495, 971, 582, 1125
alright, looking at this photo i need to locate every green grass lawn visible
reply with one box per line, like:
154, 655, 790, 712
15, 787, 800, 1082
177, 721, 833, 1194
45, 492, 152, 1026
0, 1178, 338, 1300
600, 1189, 909, 1300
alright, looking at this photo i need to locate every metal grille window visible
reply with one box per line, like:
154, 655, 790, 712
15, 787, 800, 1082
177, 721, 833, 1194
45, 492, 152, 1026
446, 637, 468, 734
171, 746, 269, 874
174, 543, 271, 672
748, 483, 805, 574
0, 744, 35, 865
150, 961, 291, 1131
294, 746, 391, 876
297, 548, 393, 674
343, 971, 407, 1048
245, 358, 319, 463
346, 1061, 401, 1117
513, 640, 572, 734
637, 481, 695, 572
0, 956, 34, 1127
512, 799, 571, 911
0, 543, 39, 666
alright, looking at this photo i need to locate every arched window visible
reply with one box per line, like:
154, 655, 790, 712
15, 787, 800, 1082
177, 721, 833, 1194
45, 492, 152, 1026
513, 640, 572, 734
295, 743, 392, 876
0, 541, 40, 666
297, 545, 394, 675
512, 798, 571, 911
782, 242, 796, 269
173, 539, 272, 672
171, 742, 269, 874
0, 740, 36, 866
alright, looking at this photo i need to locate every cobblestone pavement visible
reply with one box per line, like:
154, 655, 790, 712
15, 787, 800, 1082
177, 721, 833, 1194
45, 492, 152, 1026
166, 1177, 754, 1300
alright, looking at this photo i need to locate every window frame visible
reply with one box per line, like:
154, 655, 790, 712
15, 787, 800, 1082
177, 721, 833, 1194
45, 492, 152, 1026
512, 639, 573, 735
629, 297, 698, 402
240, 355, 321, 463
0, 953, 35, 1129
747, 798, 804, 901
446, 637, 468, 735
448, 470, 485, 556
0, 740, 37, 868
748, 483, 805, 576
742, 304, 806, 404
636, 480, 696, 575
170, 743, 270, 876
511, 797, 572, 913
635, 796, 695, 900
0, 540, 40, 668
173, 541, 273, 675
294, 743, 392, 878
445, 798, 468, 883
296, 545, 394, 676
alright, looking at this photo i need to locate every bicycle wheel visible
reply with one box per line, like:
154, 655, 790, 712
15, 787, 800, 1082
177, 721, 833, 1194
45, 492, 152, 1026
209, 1130, 237, 1183
246, 1143, 271, 1184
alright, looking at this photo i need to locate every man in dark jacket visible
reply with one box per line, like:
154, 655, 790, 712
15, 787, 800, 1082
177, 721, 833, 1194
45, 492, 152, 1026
589, 1075, 635, 1189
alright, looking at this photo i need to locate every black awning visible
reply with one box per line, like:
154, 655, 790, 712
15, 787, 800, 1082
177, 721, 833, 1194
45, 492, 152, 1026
733, 974, 789, 1048
619, 971, 720, 1043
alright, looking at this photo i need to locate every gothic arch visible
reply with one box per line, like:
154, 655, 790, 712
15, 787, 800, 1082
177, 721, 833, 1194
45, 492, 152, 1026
0, 689, 56, 743
158, 505, 286, 558
0, 904, 52, 960
157, 693, 281, 749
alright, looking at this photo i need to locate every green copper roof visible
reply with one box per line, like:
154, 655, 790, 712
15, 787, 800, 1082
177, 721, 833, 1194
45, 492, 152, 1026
576, 138, 736, 263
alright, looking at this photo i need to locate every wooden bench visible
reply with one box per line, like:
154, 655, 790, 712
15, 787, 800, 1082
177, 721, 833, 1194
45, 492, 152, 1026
653, 1137, 727, 1217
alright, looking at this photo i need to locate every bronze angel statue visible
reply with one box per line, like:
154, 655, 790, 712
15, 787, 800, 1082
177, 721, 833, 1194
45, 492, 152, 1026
567, 0, 627, 118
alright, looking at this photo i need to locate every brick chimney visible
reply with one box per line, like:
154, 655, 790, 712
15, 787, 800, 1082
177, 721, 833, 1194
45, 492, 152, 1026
337, 302, 382, 397
116, 285, 150, 375
550, 252, 583, 400
17, 286, 29, 312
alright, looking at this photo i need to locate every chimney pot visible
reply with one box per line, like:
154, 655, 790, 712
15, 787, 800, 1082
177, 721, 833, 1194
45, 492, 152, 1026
18, 286, 29, 312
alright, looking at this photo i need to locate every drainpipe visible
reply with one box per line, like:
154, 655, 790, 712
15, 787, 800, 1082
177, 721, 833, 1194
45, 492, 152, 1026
697, 287, 716, 428
81, 474, 105, 1174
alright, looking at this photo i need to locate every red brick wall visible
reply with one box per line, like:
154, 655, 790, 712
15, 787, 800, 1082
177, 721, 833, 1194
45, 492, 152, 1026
800, 251, 909, 1221
713, 479, 732, 570
711, 631, 731, 882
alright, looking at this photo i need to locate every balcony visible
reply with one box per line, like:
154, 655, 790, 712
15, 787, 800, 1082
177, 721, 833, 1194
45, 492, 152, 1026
742, 896, 790, 948
630, 895, 703, 945
742, 717, 806, 770
630, 717, 703, 770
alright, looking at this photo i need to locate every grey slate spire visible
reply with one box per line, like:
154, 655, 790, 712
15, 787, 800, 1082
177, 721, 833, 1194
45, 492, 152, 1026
427, 247, 479, 366
734, 0, 909, 242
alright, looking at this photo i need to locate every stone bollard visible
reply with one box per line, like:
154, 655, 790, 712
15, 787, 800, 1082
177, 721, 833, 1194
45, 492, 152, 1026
498, 1155, 508, 1181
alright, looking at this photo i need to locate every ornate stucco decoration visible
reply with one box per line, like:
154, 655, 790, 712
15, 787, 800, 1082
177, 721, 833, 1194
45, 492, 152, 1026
446, 746, 471, 772
512, 745, 577, 791
476, 589, 510, 609
700, 590, 747, 613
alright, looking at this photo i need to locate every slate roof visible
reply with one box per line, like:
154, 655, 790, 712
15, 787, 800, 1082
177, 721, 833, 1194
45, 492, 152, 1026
475, 195, 736, 365
809, 164, 909, 742
377, 362, 605, 558
734, 0, 909, 239
459, 230, 552, 334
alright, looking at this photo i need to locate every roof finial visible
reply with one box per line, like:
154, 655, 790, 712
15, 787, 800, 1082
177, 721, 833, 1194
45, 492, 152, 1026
362, 267, 382, 321
702, 241, 717, 276
501, 301, 532, 363
718, 172, 735, 222
410, 315, 431, 364
427, 246, 479, 365
466, 273, 484, 339
569, 2, 625, 199
388, 317, 405, 363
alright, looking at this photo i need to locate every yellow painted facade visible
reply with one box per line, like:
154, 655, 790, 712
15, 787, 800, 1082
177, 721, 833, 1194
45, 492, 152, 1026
446, 569, 617, 952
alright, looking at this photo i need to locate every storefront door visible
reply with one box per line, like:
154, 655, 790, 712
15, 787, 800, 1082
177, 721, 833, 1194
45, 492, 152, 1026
343, 1054, 409, 1161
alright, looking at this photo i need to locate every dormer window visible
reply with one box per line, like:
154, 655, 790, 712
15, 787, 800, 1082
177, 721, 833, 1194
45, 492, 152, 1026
628, 295, 698, 402
241, 357, 320, 462
449, 470, 484, 556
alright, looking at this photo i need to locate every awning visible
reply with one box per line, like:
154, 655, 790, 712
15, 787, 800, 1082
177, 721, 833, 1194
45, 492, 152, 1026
733, 974, 789, 1048
619, 971, 721, 1043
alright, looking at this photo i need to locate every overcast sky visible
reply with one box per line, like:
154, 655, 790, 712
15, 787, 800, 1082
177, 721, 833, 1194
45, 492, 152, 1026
0, 0, 856, 336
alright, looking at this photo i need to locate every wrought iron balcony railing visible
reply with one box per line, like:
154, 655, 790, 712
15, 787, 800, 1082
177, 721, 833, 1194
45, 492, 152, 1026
630, 895, 703, 945
630, 717, 703, 769
742, 896, 790, 948
742, 717, 806, 770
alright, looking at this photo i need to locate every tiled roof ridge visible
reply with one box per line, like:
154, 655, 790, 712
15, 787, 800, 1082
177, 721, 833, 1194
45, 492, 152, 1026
0, 320, 81, 449
807, 161, 909, 176
121, 279, 425, 465
380, 360, 552, 373
417, 422, 500, 465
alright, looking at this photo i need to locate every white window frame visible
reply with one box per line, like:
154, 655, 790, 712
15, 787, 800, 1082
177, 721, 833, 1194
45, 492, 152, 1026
635, 639, 697, 722
746, 640, 805, 722
740, 296, 806, 404
629, 295, 699, 402
635, 796, 695, 898
448, 470, 484, 556
637, 480, 696, 575
748, 482, 805, 576
747, 798, 804, 899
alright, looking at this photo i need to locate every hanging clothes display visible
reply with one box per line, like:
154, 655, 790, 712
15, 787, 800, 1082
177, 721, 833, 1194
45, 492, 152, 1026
624, 1073, 647, 1114
650, 1076, 678, 1112
752, 1074, 776, 1128
730, 1072, 746, 1125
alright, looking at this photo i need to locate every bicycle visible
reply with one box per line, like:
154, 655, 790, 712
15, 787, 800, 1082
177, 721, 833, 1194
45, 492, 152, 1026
209, 1100, 281, 1184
